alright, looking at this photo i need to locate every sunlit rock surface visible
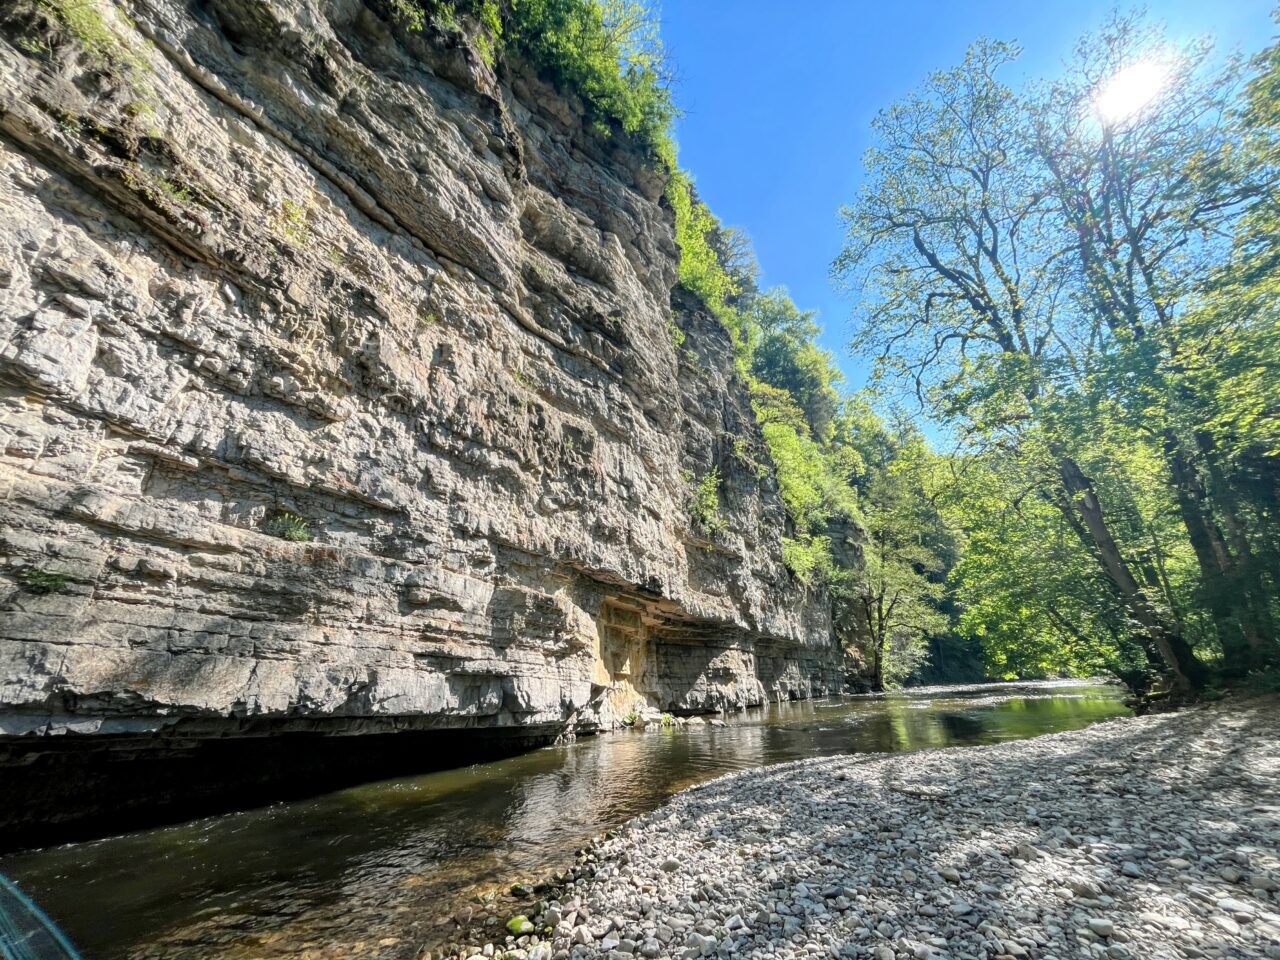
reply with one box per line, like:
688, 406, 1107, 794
0, 0, 842, 838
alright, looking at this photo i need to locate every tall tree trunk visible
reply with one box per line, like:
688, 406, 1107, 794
1166, 434, 1275, 671
1045, 148, 1270, 674
860, 595, 886, 693
1056, 456, 1208, 691
871, 607, 886, 693
1196, 435, 1278, 665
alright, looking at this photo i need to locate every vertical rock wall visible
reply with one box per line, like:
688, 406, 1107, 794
0, 0, 843, 839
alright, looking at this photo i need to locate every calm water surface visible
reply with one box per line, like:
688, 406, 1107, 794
1, 680, 1128, 960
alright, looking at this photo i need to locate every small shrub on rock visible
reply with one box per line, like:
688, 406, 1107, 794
263, 510, 312, 543
18, 567, 70, 594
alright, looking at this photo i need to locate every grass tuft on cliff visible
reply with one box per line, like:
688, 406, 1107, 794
31, 0, 152, 85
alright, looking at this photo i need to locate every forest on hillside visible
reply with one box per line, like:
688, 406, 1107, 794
391, 1, 1280, 699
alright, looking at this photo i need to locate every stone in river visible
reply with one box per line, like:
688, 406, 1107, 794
507, 917, 536, 936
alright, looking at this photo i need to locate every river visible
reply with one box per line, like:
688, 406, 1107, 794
0, 680, 1128, 960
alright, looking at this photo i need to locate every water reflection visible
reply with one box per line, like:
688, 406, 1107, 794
1, 681, 1128, 960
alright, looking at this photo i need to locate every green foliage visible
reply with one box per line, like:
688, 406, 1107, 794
153, 177, 192, 207
666, 316, 686, 350
507, 0, 673, 149
668, 171, 868, 589
750, 290, 843, 443
389, 0, 674, 157
669, 173, 739, 319
34, 0, 152, 96
782, 536, 834, 588
263, 511, 312, 543
473, 0, 502, 64
386, 0, 427, 30
39, 0, 137, 65
18, 567, 70, 595
687, 467, 724, 535
836, 417, 954, 688
836, 14, 1280, 690
747, 373, 859, 587
279, 197, 310, 246
941, 456, 1141, 682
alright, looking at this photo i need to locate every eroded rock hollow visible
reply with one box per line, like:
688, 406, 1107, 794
0, 0, 842, 844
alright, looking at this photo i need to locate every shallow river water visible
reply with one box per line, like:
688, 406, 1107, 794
1, 680, 1129, 960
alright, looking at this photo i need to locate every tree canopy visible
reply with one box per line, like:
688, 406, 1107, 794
837, 14, 1280, 695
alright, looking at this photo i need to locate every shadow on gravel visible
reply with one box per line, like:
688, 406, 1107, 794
657, 701, 1278, 958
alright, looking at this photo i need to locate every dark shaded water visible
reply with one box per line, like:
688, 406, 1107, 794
1, 680, 1128, 960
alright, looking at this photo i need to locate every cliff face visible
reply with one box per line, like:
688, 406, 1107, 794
0, 0, 840, 838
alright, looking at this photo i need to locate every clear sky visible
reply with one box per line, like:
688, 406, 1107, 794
659, 0, 1277, 397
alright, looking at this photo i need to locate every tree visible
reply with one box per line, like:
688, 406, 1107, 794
833, 37, 1209, 690
835, 411, 952, 690
1028, 13, 1276, 671
749, 291, 844, 443
942, 452, 1160, 690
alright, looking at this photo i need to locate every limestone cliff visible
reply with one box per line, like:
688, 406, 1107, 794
0, 0, 841, 839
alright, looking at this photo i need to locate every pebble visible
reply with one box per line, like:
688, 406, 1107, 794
1211, 916, 1241, 935
1089, 918, 1115, 937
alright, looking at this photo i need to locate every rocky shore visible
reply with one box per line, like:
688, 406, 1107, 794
470, 698, 1280, 960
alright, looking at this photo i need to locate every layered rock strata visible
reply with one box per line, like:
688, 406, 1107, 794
0, 0, 843, 841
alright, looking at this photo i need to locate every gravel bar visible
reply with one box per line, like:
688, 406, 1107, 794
494, 698, 1280, 960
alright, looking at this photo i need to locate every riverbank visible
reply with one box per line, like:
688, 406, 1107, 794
3, 682, 1126, 960
490, 697, 1279, 960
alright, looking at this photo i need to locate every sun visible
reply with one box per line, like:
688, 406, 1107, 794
1095, 60, 1169, 125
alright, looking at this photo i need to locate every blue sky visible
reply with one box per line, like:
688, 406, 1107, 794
659, 0, 1277, 398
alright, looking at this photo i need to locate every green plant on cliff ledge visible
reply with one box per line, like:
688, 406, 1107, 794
18, 567, 70, 595
153, 176, 192, 206
666, 316, 685, 351
687, 467, 725, 536
781, 537, 835, 588
263, 510, 312, 543
279, 197, 311, 247
39, 0, 123, 61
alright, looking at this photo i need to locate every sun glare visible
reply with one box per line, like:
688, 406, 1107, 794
1095, 60, 1169, 125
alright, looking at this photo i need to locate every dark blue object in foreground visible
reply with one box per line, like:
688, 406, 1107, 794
0, 875, 80, 960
